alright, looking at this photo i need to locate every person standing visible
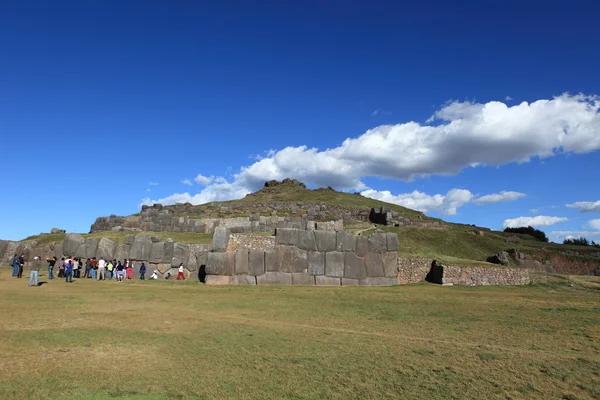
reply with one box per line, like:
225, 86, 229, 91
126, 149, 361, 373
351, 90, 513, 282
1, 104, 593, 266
83, 258, 92, 278
139, 263, 147, 280
98, 257, 106, 280
73, 258, 80, 279
11, 254, 19, 277
58, 258, 66, 278
65, 259, 74, 283
176, 263, 186, 280
17, 254, 25, 278
47, 256, 57, 280
107, 260, 114, 279
89, 258, 97, 279
116, 261, 124, 282
28, 257, 42, 287
125, 259, 133, 280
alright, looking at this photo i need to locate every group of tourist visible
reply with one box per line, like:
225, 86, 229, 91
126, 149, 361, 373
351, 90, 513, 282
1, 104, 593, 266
11, 254, 187, 286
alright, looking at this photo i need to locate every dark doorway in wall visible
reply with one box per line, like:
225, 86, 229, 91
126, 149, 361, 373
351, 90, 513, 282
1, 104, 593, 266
425, 260, 443, 284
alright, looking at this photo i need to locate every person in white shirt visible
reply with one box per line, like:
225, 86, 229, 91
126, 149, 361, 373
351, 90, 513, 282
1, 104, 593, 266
150, 270, 159, 280
176, 263, 186, 280
97, 258, 106, 280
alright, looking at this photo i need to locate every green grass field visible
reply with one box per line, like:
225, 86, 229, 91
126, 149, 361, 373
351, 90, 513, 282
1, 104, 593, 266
1, 269, 598, 400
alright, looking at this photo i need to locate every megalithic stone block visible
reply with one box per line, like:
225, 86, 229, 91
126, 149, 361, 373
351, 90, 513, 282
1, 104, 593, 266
206, 252, 235, 275
325, 251, 344, 277
307, 251, 324, 275
344, 252, 367, 279
235, 248, 249, 275
249, 250, 265, 276
212, 227, 230, 252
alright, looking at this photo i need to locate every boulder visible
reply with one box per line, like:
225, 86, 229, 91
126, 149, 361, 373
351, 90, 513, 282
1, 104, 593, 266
314, 231, 337, 252
171, 243, 190, 267
336, 231, 356, 252
114, 244, 131, 262
85, 238, 98, 259
382, 252, 398, 278
97, 237, 116, 261
344, 252, 367, 279
54, 243, 64, 259
297, 230, 317, 251
368, 231, 387, 253
164, 242, 174, 262
275, 228, 298, 246
206, 252, 234, 275
50, 228, 65, 234
235, 249, 249, 275
186, 254, 198, 272
74, 243, 87, 258
265, 245, 284, 272
315, 276, 341, 286
325, 251, 344, 278
257, 271, 292, 285
292, 273, 315, 285
486, 251, 510, 266
212, 227, 229, 252
149, 242, 165, 263
150, 236, 161, 243
281, 246, 307, 273
130, 234, 152, 261
63, 233, 85, 256
365, 253, 384, 277
355, 235, 369, 257
249, 250, 265, 276
386, 233, 399, 252
307, 251, 324, 275
155, 263, 171, 274
0, 241, 8, 260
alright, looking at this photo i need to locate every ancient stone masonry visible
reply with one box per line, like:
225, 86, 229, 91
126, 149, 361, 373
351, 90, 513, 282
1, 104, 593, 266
226, 234, 276, 252
369, 207, 446, 230
205, 228, 400, 286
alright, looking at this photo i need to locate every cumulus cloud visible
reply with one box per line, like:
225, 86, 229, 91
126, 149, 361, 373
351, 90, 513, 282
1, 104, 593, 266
503, 216, 568, 229
473, 191, 526, 205
588, 218, 600, 230
361, 188, 473, 216
140, 178, 250, 207
194, 174, 215, 186
566, 201, 600, 213
181, 178, 193, 186
141, 93, 600, 206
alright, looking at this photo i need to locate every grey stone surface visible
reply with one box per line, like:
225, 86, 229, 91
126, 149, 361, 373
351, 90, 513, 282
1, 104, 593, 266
186, 254, 198, 272
336, 231, 356, 252
149, 242, 165, 263
50, 228, 65, 234
275, 228, 298, 246
368, 231, 387, 253
249, 250, 265, 276
341, 278, 360, 286
0, 241, 8, 262
297, 230, 317, 251
315, 276, 341, 286
344, 252, 367, 279
205, 275, 232, 285
125, 234, 134, 246
114, 244, 131, 262
292, 273, 315, 285
130, 234, 152, 261
386, 233, 399, 252
63, 233, 85, 256
212, 227, 230, 252
171, 243, 190, 267
85, 238, 98, 259
206, 252, 235, 275
54, 243, 64, 260
325, 251, 344, 277
307, 251, 325, 275
164, 242, 174, 263
360, 277, 398, 286
355, 235, 368, 257
265, 245, 284, 272
232, 275, 256, 285
257, 271, 292, 285
282, 246, 308, 273
235, 248, 249, 275
487, 251, 510, 266
150, 236, 161, 243
315, 231, 337, 252
382, 252, 398, 278
365, 252, 384, 277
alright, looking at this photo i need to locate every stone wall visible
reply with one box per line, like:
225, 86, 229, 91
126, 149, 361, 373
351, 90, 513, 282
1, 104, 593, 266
205, 228, 400, 286
226, 234, 276, 252
369, 207, 446, 230
397, 258, 531, 286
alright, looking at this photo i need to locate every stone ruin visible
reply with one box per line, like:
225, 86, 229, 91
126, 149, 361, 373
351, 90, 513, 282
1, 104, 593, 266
369, 207, 446, 229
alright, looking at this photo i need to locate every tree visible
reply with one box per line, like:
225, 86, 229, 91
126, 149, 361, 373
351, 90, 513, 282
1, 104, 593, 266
503, 226, 549, 242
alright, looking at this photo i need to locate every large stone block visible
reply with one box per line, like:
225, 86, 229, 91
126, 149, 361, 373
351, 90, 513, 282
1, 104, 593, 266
341, 278, 360, 286
344, 252, 367, 279
275, 228, 298, 246
315, 231, 337, 252
257, 271, 292, 285
85, 238, 98, 259
164, 242, 174, 263
383, 252, 398, 278
315, 276, 341, 286
282, 246, 307, 273
292, 273, 315, 285
74, 243, 87, 259
232, 275, 256, 285
206, 252, 234, 275
249, 250, 265, 276
54, 243, 64, 259
63, 233, 85, 256
368, 231, 387, 253
96, 238, 116, 260
325, 251, 344, 277
205, 275, 232, 285
307, 251, 324, 275
130, 234, 152, 261
336, 231, 356, 252
114, 244, 131, 262
125, 234, 135, 246
386, 233, 399, 252
235, 248, 249, 275
186, 254, 198, 272
212, 227, 229, 252
365, 253, 384, 277
297, 230, 317, 251
360, 277, 398, 286
355, 235, 368, 257
265, 245, 284, 272
149, 242, 164, 263
171, 243, 190, 267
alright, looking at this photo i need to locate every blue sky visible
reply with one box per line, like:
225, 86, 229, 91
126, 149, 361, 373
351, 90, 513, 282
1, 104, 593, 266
1, 0, 599, 241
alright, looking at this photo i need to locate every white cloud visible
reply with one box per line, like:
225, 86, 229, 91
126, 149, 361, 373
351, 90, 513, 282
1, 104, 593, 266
588, 218, 600, 230
140, 178, 250, 207
194, 174, 215, 186
473, 191, 526, 205
549, 230, 600, 242
361, 188, 473, 216
530, 208, 539, 213
141, 93, 600, 207
181, 178, 193, 186
566, 201, 600, 213
503, 216, 568, 229
148, 182, 159, 186
505, 96, 513, 101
